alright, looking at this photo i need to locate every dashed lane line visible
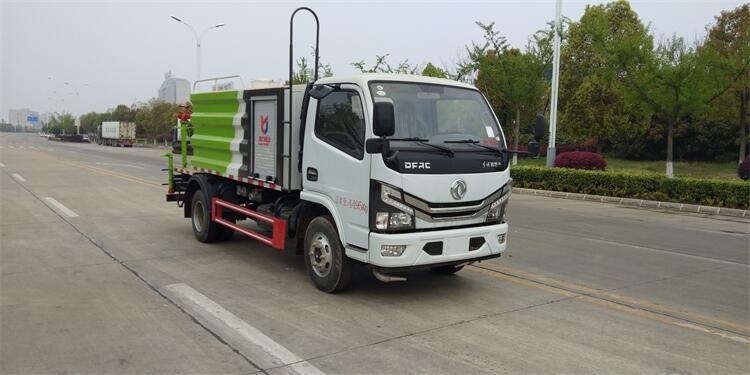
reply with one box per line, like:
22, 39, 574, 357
0, 162, 6, 167
43, 197, 80, 218
165, 283, 326, 375
11, 173, 26, 182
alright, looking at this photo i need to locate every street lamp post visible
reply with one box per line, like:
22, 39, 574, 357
170, 16, 225, 81
546, 0, 563, 168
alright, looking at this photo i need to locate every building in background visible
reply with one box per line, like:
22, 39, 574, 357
8, 108, 40, 129
158, 71, 190, 104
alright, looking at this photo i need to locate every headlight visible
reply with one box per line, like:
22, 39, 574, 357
370, 181, 415, 231
487, 183, 511, 222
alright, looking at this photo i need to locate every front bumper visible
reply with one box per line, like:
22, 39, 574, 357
366, 222, 508, 268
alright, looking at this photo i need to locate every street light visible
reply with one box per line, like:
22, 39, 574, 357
170, 15, 226, 81
546, 0, 563, 168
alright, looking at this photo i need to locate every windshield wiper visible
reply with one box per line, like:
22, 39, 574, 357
390, 137, 455, 157
444, 139, 503, 155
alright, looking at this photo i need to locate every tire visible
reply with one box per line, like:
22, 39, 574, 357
430, 265, 464, 275
303, 216, 352, 293
191, 189, 220, 243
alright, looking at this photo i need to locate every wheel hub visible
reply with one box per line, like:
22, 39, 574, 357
308, 233, 332, 278
193, 200, 205, 232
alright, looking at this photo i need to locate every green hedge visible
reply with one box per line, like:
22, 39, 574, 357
511, 166, 750, 209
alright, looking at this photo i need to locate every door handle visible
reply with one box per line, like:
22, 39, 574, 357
306, 167, 318, 181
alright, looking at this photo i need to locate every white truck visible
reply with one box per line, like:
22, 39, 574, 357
166, 7, 534, 292
98, 121, 136, 147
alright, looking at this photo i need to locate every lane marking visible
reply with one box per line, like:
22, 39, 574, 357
469, 265, 750, 344
515, 225, 748, 267
11, 173, 26, 182
44, 197, 79, 218
584, 237, 748, 267
25, 149, 162, 190
0, 162, 6, 167
95, 161, 145, 169
164, 283, 324, 374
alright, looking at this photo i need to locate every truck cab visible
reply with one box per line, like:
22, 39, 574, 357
298, 74, 510, 289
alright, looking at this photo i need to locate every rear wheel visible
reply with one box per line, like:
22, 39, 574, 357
191, 189, 220, 243
430, 265, 464, 275
303, 216, 352, 293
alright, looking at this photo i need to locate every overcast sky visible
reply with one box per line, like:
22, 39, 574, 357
0, 0, 745, 118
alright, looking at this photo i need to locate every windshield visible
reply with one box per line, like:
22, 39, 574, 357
368, 81, 504, 149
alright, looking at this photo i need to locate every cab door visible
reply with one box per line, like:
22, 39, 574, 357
302, 84, 371, 249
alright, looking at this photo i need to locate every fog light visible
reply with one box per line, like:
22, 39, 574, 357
381, 245, 407, 257
497, 233, 506, 244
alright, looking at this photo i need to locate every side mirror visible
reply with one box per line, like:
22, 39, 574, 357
534, 114, 546, 142
373, 101, 395, 137
309, 84, 335, 100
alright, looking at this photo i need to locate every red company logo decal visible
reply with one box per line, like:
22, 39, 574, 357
258, 115, 271, 146
260, 115, 269, 134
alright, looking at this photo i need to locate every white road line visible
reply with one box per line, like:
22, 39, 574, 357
584, 237, 749, 268
11, 173, 26, 182
164, 283, 325, 374
95, 162, 144, 169
44, 197, 79, 218
0, 162, 6, 168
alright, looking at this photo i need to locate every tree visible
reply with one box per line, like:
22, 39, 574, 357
452, 21, 509, 82
622, 35, 707, 177
701, 4, 750, 164
110, 104, 136, 122
352, 54, 420, 74
134, 99, 180, 139
421, 63, 448, 78
292, 47, 333, 84
560, 1, 651, 154
46, 113, 76, 134
78, 111, 109, 134
476, 47, 547, 163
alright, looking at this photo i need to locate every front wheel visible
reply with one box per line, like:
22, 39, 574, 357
303, 216, 352, 293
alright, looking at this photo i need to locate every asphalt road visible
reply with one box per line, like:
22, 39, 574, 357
1, 132, 748, 374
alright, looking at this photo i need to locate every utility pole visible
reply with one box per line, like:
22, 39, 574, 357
546, 0, 562, 168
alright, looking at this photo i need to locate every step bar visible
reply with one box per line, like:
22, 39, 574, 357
211, 197, 287, 250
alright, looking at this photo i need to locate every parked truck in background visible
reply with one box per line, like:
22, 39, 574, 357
165, 7, 525, 292
98, 121, 135, 147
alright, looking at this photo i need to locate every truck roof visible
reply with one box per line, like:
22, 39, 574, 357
315, 73, 478, 91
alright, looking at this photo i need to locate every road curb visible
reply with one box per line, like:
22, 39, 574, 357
512, 187, 748, 218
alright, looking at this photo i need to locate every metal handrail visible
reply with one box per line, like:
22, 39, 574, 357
288, 7, 320, 190
192, 75, 245, 93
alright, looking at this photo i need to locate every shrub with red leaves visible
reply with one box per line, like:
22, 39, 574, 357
554, 151, 607, 171
739, 155, 750, 180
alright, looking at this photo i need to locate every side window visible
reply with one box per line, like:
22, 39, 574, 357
315, 90, 366, 159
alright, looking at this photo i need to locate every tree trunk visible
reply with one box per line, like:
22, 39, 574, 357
739, 86, 748, 163
666, 120, 674, 178
512, 108, 520, 166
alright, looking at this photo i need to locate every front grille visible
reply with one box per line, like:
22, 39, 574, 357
403, 183, 509, 222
